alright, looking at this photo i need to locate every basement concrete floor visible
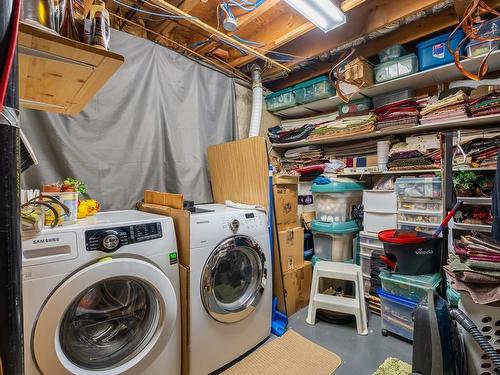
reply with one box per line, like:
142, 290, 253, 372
285, 307, 413, 375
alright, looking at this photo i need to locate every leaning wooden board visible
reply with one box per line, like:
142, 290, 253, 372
18, 22, 124, 115
207, 137, 287, 313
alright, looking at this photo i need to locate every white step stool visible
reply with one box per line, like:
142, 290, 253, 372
306, 261, 368, 335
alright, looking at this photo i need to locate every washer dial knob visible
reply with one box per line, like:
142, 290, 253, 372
100, 232, 120, 251
229, 219, 240, 233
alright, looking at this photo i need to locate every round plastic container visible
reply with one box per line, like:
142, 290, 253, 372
378, 229, 442, 275
311, 220, 359, 262
312, 179, 364, 223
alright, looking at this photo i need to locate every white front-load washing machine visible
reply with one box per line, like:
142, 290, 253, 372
189, 204, 272, 375
22, 210, 181, 375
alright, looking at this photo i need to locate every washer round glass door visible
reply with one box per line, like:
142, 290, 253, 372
33, 258, 178, 375
201, 235, 267, 323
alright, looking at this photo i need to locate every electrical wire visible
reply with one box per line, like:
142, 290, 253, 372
112, 0, 195, 19
225, 0, 265, 12
0, 0, 21, 113
231, 34, 265, 47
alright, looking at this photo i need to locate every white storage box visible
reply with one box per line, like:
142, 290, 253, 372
314, 191, 363, 223
397, 209, 443, 225
398, 197, 442, 211
312, 231, 355, 261
364, 211, 397, 233
361, 253, 371, 277
363, 275, 371, 299
359, 231, 384, 248
363, 190, 397, 213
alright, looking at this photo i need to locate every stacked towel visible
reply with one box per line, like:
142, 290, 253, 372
446, 234, 500, 305
420, 91, 469, 125
375, 99, 419, 131
268, 124, 316, 144
309, 114, 376, 140
386, 141, 440, 171
469, 91, 500, 117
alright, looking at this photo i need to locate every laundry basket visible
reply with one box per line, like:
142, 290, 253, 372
459, 292, 500, 375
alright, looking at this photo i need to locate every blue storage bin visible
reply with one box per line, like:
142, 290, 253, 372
378, 288, 417, 341
416, 30, 465, 71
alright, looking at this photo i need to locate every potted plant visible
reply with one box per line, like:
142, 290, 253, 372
453, 171, 478, 197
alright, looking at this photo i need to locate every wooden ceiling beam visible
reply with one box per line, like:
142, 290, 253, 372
265, 8, 459, 90
147, 0, 291, 71
341, 0, 368, 12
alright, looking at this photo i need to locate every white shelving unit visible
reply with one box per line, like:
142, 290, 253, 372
271, 113, 500, 149
273, 50, 500, 119
450, 219, 492, 233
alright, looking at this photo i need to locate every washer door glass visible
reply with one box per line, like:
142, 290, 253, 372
201, 235, 267, 323
60, 277, 160, 370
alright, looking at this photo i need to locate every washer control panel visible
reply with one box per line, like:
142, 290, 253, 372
85, 222, 162, 252
223, 211, 266, 233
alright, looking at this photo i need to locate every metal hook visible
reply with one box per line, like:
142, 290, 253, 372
453, 130, 467, 165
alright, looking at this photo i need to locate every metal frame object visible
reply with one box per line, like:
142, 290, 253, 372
201, 235, 267, 324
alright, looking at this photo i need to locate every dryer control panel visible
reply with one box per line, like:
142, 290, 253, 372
85, 222, 162, 253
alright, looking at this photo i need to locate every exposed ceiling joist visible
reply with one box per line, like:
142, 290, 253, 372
341, 0, 368, 12
261, 0, 447, 81
195, 0, 282, 56
146, 0, 291, 71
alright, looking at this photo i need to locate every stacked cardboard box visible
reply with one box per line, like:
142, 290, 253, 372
274, 175, 312, 316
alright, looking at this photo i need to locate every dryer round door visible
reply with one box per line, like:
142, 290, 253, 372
33, 257, 178, 375
201, 235, 267, 323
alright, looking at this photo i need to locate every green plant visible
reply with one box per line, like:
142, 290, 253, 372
452, 171, 480, 191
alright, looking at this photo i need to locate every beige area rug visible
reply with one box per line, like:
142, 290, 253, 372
221, 330, 342, 375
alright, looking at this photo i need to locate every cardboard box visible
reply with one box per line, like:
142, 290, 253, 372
278, 227, 304, 272
273, 175, 299, 227
179, 264, 189, 375
283, 261, 313, 316
137, 202, 191, 266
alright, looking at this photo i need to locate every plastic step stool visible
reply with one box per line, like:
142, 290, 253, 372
306, 261, 368, 335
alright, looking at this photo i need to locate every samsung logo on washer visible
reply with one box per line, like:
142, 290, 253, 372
33, 237, 60, 244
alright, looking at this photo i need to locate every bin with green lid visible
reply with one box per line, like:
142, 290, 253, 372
312, 177, 365, 223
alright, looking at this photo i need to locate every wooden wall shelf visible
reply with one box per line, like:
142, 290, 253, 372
18, 22, 124, 115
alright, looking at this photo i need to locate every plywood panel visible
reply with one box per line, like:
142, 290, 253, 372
207, 137, 287, 313
18, 22, 124, 114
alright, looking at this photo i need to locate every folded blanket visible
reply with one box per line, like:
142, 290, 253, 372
268, 124, 316, 144
420, 91, 468, 116
387, 156, 433, 169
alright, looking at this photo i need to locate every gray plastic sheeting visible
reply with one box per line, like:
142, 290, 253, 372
20, 29, 238, 210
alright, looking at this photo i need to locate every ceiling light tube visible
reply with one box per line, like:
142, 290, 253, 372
284, 0, 346, 33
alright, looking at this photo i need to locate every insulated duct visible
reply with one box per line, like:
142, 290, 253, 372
248, 64, 263, 137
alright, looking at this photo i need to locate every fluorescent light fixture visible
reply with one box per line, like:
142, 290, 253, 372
284, 0, 346, 33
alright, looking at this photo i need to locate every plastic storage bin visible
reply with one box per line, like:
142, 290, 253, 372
361, 253, 371, 276
338, 97, 372, 116
312, 179, 364, 223
363, 275, 371, 298
397, 209, 442, 225
398, 197, 442, 211
364, 212, 397, 233
363, 190, 397, 213
395, 177, 442, 199
293, 76, 336, 104
359, 231, 384, 248
378, 289, 417, 340
379, 45, 407, 63
372, 89, 414, 109
466, 39, 499, 57
416, 30, 465, 71
265, 88, 296, 112
311, 220, 359, 261
380, 271, 441, 302
398, 223, 435, 236
374, 54, 418, 83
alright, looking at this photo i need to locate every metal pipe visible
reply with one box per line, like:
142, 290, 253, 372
0, 0, 24, 374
